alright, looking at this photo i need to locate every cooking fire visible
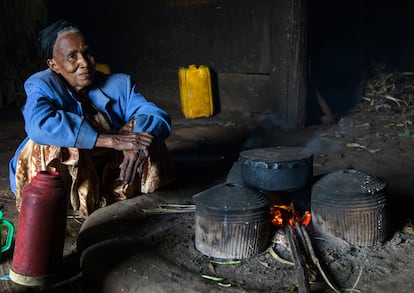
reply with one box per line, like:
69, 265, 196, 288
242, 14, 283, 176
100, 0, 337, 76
269, 203, 312, 229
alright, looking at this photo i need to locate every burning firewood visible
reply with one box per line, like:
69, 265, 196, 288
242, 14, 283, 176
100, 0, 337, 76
299, 224, 341, 293
286, 224, 311, 293
269, 203, 342, 293
269, 204, 311, 228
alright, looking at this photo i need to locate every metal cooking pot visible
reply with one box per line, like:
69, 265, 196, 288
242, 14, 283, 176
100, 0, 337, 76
193, 183, 270, 259
239, 146, 313, 191
311, 169, 389, 246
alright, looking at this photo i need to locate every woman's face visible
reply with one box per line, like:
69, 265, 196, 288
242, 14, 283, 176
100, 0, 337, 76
47, 31, 95, 93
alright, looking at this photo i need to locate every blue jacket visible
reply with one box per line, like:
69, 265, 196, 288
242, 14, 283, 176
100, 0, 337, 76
9, 68, 171, 193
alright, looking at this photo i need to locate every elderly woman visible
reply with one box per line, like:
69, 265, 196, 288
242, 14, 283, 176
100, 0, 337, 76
9, 20, 174, 218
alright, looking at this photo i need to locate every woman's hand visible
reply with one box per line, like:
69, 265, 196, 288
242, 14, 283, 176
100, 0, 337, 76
95, 132, 153, 151
95, 132, 153, 183
119, 150, 148, 184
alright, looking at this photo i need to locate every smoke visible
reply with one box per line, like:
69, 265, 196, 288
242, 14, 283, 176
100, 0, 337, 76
241, 112, 284, 150
303, 132, 346, 156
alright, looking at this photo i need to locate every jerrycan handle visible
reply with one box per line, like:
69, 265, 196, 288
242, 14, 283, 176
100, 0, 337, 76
0, 211, 14, 253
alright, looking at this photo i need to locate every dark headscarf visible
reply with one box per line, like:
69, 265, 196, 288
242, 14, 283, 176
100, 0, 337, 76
39, 20, 80, 59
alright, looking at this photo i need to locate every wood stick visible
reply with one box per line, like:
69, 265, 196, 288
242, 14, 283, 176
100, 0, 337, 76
313, 83, 336, 125
286, 225, 311, 293
299, 225, 341, 293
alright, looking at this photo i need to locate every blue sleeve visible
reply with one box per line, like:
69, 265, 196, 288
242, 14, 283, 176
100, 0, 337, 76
23, 72, 98, 149
119, 75, 172, 142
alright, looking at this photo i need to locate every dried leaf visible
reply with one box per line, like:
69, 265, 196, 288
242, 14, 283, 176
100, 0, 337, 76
346, 143, 381, 154
268, 247, 294, 266
384, 95, 403, 107
208, 262, 216, 274
210, 260, 241, 265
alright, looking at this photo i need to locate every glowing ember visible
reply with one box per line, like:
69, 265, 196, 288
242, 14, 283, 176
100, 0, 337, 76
270, 204, 311, 228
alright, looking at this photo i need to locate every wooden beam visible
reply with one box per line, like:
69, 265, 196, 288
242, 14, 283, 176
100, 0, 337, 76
270, 0, 308, 128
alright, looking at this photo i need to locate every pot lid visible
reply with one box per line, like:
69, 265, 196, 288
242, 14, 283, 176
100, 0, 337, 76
240, 146, 312, 164
312, 169, 387, 208
193, 183, 269, 214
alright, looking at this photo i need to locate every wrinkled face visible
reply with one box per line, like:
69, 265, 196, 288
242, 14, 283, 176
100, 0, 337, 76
47, 31, 95, 93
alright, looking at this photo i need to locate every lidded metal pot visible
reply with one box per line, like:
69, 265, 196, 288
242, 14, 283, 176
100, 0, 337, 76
193, 183, 270, 259
311, 169, 389, 246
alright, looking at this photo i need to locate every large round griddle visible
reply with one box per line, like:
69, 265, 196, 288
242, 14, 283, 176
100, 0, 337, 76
239, 146, 313, 191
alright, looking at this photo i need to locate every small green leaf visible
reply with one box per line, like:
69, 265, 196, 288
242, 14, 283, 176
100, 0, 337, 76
218, 282, 232, 287
398, 129, 414, 137
201, 274, 224, 281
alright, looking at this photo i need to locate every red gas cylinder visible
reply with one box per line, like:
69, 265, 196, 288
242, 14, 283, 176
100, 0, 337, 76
10, 170, 68, 286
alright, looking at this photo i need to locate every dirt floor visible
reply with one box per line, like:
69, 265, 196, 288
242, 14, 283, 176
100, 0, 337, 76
0, 97, 414, 293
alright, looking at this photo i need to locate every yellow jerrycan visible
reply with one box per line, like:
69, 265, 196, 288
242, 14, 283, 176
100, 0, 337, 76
178, 64, 214, 119
95, 63, 111, 74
